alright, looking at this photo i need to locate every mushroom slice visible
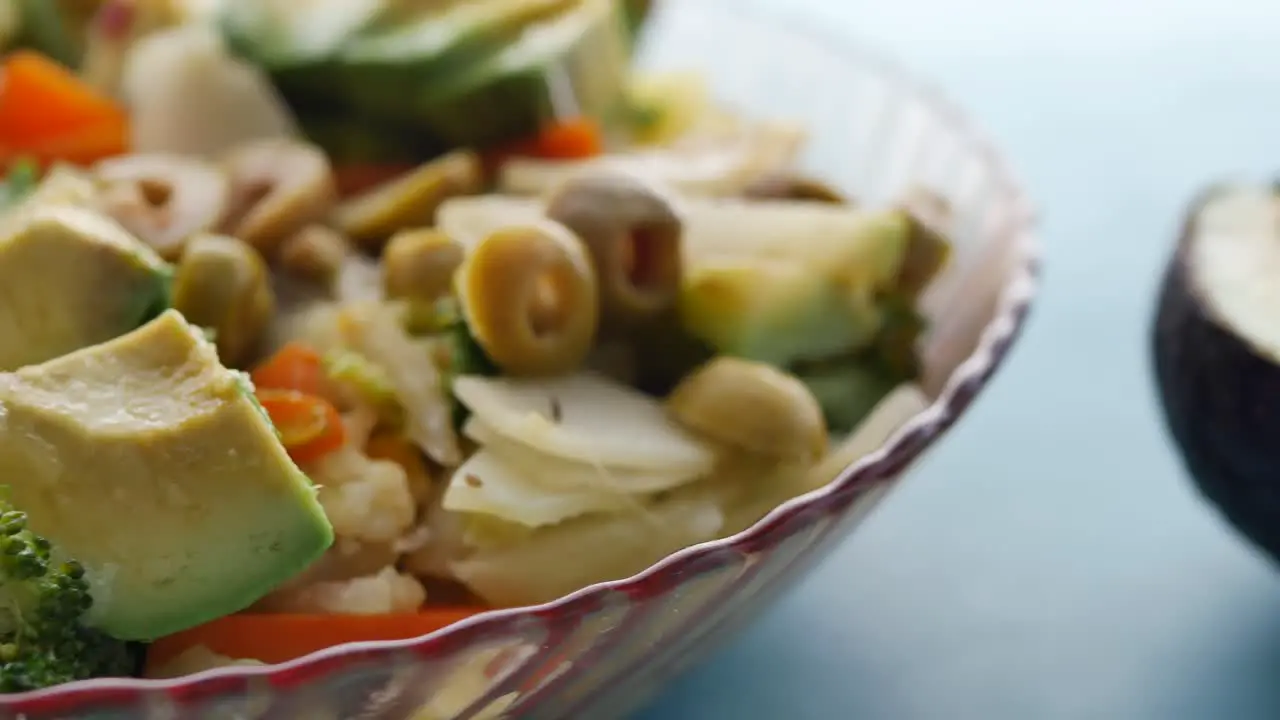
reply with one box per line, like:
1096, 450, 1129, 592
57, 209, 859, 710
219, 139, 338, 256
95, 154, 230, 260
544, 169, 684, 329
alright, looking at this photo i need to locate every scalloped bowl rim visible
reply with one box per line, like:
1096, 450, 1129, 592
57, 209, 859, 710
4, 2, 1042, 707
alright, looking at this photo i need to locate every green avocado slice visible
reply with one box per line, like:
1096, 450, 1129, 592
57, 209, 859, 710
678, 207, 915, 365
0, 311, 334, 640
220, 0, 392, 68
0, 204, 172, 372
405, 0, 631, 148
337, 0, 580, 112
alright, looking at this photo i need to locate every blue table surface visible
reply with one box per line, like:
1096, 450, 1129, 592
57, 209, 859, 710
634, 1, 1280, 719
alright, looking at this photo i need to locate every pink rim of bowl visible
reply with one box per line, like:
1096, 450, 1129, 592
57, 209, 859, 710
0, 0, 1041, 715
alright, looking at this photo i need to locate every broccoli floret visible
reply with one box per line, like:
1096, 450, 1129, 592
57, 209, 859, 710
0, 493, 138, 693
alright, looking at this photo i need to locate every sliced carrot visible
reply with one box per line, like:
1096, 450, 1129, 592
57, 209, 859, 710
0, 51, 130, 166
256, 389, 346, 464
519, 118, 606, 160
145, 609, 484, 668
250, 342, 326, 396
1, 115, 129, 169
488, 118, 606, 170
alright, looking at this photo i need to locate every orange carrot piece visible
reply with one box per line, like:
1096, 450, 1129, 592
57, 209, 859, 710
488, 118, 606, 170
250, 343, 326, 396
519, 118, 605, 160
1, 116, 129, 169
145, 609, 484, 668
0, 51, 129, 165
256, 389, 346, 464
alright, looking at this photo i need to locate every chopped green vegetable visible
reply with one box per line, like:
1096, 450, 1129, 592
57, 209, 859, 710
322, 348, 405, 427
402, 296, 462, 336
443, 315, 499, 430
0, 488, 138, 692
0, 159, 41, 211
793, 361, 901, 435
871, 294, 928, 380
324, 349, 397, 401
448, 317, 499, 379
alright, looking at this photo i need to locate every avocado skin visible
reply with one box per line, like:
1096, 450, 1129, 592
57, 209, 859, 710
1151, 188, 1280, 563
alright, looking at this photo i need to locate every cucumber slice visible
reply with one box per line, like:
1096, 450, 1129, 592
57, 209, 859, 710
409, 0, 631, 148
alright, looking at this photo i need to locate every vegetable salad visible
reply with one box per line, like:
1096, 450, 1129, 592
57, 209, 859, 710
0, 0, 951, 689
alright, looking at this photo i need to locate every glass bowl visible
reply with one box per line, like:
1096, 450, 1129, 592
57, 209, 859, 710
1, 1, 1040, 718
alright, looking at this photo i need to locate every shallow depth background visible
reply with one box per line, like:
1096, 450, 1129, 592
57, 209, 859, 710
634, 1, 1280, 719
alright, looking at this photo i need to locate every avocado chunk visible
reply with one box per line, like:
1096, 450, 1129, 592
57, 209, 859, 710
337, 0, 579, 116
676, 205, 938, 432
220, 0, 391, 68
1152, 183, 1280, 564
0, 310, 333, 640
0, 204, 171, 371
679, 207, 915, 365
405, 0, 631, 148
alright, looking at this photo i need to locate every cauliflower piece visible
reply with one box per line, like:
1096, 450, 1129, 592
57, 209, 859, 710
309, 445, 417, 543
146, 645, 264, 679
403, 492, 474, 580
265, 567, 427, 615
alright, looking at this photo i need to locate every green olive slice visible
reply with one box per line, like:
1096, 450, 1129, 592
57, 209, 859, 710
171, 233, 275, 368
457, 220, 599, 377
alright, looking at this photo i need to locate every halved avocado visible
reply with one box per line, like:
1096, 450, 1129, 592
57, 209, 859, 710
0, 310, 334, 640
1152, 183, 1280, 562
